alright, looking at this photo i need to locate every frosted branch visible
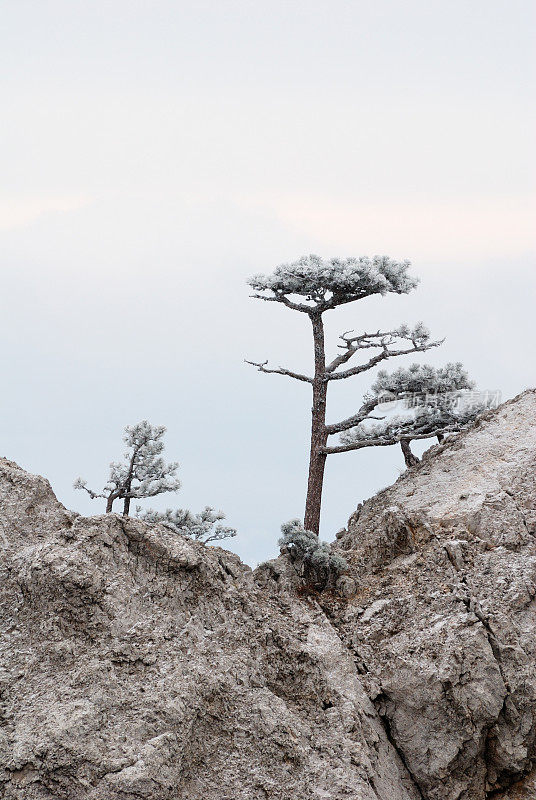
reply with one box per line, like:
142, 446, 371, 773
323, 424, 464, 454
325, 398, 380, 435
73, 478, 108, 501
245, 359, 313, 383
249, 292, 312, 313
326, 324, 443, 381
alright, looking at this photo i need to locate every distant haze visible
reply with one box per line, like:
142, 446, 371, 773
1, 0, 535, 565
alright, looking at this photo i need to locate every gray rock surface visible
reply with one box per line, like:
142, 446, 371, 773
1, 389, 535, 799
0, 459, 418, 799
328, 389, 536, 799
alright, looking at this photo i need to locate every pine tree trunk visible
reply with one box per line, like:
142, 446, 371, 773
122, 454, 136, 517
304, 312, 328, 536
400, 439, 420, 468
123, 480, 132, 517
106, 494, 114, 513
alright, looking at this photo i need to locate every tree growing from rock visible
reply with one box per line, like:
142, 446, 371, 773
137, 506, 237, 544
334, 362, 492, 467
74, 421, 180, 515
278, 518, 347, 587
247, 254, 441, 535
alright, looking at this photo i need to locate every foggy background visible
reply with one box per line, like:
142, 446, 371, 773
1, 0, 535, 565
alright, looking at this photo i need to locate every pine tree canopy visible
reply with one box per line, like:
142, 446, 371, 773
339, 363, 489, 451
370, 362, 475, 399
74, 420, 180, 512
249, 254, 418, 310
138, 506, 237, 544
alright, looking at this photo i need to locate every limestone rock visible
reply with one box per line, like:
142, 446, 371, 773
2, 389, 535, 799
329, 390, 536, 799
0, 460, 417, 799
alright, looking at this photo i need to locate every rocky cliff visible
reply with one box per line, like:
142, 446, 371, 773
326, 389, 536, 799
1, 389, 535, 799
0, 459, 419, 800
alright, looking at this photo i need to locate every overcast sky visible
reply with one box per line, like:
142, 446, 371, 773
1, 0, 535, 565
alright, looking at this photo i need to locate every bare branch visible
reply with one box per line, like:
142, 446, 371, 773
250, 285, 363, 314
325, 398, 379, 435
326, 339, 443, 381
320, 290, 387, 311
324, 322, 444, 379
73, 478, 108, 501
326, 329, 391, 373
249, 293, 311, 313
323, 437, 403, 454
244, 359, 313, 383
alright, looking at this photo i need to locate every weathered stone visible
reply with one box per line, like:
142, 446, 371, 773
328, 389, 536, 800
2, 390, 535, 799
0, 460, 417, 800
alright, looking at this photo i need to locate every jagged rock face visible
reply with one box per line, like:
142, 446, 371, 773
2, 391, 535, 800
0, 460, 418, 799
329, 390, 536, 800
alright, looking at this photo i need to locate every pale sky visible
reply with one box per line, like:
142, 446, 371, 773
1, 0, 535, 565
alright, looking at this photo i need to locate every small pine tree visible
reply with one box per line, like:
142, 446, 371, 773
137, 506, 237, 544
74, 421, 180, 515
279, 519, 347, 587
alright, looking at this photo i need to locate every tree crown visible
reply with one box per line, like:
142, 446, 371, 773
249, 254, 418, 311
336, 363, 486, 452
109, 421, 180, 499
74, 420, 180, 506
370, 362, 475, 399
339, 402, 481, 446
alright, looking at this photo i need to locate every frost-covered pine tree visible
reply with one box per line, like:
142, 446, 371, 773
278, 519, 347, 585
137, 506, 237, 544
74, 421, 180, 515
334, 363, 492, 467
247, 254, 441, 535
